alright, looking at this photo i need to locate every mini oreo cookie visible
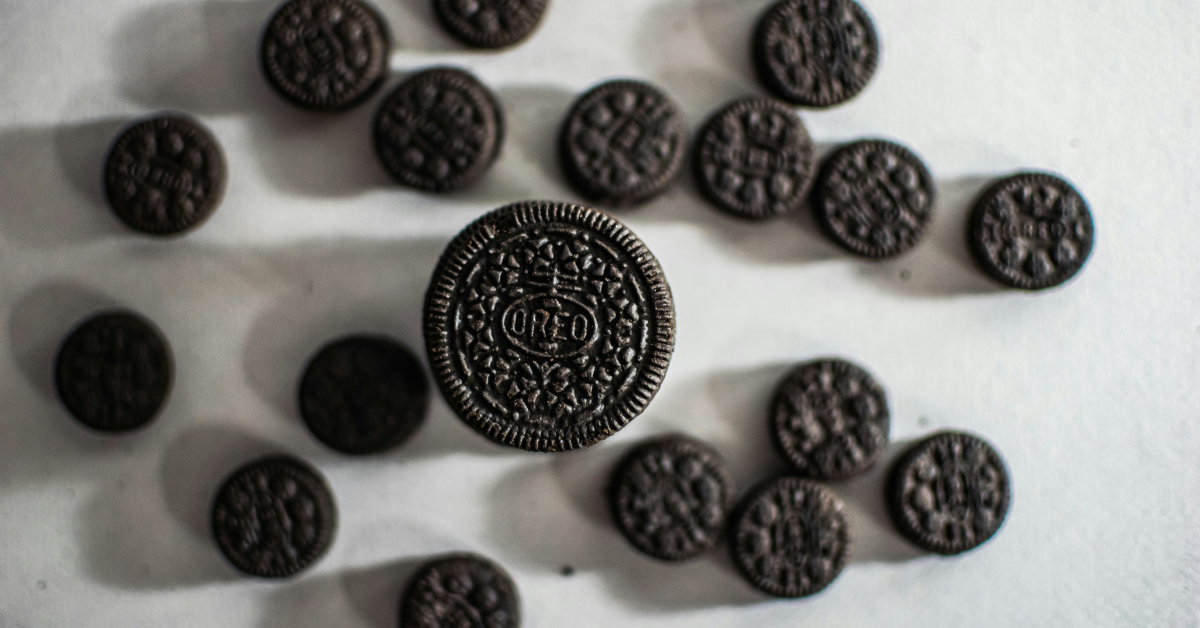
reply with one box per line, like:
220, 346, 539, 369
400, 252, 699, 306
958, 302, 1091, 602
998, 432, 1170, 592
260, 0, 390, 112
433, 0, 548, 49
373, 67, 505, 192
754, 0, 879, 108
401, 554, 520, 628
729, 476, 849, 598
298, 334, 430, 455
814, 139, 936, 258
424, 201, 676, 452
888, 431, 1010, 555
608, 435, 735, 561
693, 97, 817, 220
968, 172, 1094, 290
211, 455, 336, 578
55, 311, 173, 433
103, 114, 225, 235
559, 79, 687, 207
771, 358, 889, 480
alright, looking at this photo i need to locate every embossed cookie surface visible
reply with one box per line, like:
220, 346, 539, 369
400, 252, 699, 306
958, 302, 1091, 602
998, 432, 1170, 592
693, 98, 816, 220
754, 0, 879, 108
888, 431, 1010, 555
608, 436, 735, 561
729, 477, 849, 598
103, 115, 225, 235
55, 311, 173, 432
424, 201, 675, 451
401, 554, 520, 628
211, 456, 336, 578
260, 0, 390, 111
433, 0, 548, 49
299, 335, 429, 455
969, 172, 1094, 290
814, 140, 936, 258
374, 68, 504, 192
559, 80, 687, 206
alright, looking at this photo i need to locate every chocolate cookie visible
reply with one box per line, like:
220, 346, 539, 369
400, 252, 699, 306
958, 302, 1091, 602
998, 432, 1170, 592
754, 0, 879, 108
729, 476, 849, 598
103, 115, 226, 235
211, 455, 336, 578
54, 311, 173, 433
298, 334, 430, 455
400, 554, 520, 628
608, 435, 735, 561
814, 139, 936, 258
559, 80, 687, 207
260, 0, 390, 111
373, 67, 505, 192
433, 0, 548, 49
771, 358, 889, 480
968, 172, 1094, 290
693, 97, 817, 220
424, 201, 676, 452
888, 431, 1010, 555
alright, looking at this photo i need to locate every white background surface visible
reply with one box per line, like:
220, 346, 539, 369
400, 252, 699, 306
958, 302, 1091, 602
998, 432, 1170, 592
1, 0, 1198, 625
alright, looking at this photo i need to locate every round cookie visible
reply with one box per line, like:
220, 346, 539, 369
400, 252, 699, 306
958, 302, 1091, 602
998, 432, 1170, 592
433, 0, 549, 49
298, 334, 430, 455
400, 554, 520, 628
559, 79, 687, 207
211, 455, 337, 578
887, 431, 1010, 555
103, 114, 226, 235
55, 311, 173, 433
608, 435, 736, 561
423, 201, 676, 452
260, 0, 390, 111
373, 67, 505, 192
693, 97, 817, 220
754, 0, 879, 108
968, 172, 1094, 290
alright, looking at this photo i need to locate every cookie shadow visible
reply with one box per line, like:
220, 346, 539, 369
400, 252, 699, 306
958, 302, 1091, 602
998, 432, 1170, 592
239, 238, 511, 460
340, 556, 431, 628
856, 175, 1005, 297
0, 121, 131, 246
487, 453, 764, 613
833, 437, 927, 564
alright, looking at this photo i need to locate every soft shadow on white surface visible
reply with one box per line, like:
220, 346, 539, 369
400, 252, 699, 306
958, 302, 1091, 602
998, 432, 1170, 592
338, 556, 431, 628
0, 121, 131, 246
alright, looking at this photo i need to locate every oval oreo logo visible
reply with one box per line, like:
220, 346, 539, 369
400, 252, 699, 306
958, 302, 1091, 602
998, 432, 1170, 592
501, 293, 599, 358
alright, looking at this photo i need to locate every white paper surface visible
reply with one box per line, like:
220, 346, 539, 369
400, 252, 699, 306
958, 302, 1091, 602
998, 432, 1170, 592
1, 0, 1198, 625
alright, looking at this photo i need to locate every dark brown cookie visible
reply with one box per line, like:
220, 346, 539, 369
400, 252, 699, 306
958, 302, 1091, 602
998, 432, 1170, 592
693, 97, 817, 220
211, 455, 336, 578
54, 311, 173, 433
608, 435, 735, 561
968, 172, 1094, 290
103, 115, 225, 235
424, 201, 676, 452
729, 476, 849, 598
298, 334, 430, 455
771, 358, 889, 480
260, 0, 390, 112
753, 0, 879, 108
814, 139, 936, 258
559, 79, 687, 207
400, 554, 519, 628
432, 0, 548, 49
888, 431, 1010, 555
373, 67, 504, 192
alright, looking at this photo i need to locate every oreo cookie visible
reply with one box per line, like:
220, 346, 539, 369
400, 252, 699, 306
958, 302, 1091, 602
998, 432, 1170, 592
103, 114, 226, 236
433, 0, 549, 49
55, 311, 173, 433
400, 554, 520, 628
373, 67, 505, 192
559, 79, 687, 207
298, 334, 429, 455
260, 0, 390, 111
